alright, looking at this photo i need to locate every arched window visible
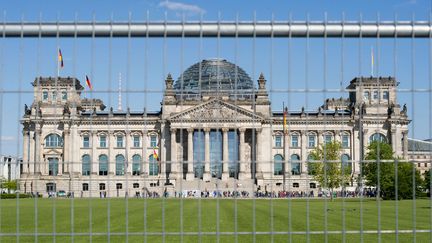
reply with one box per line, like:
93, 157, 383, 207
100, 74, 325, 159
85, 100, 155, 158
149, 155, 159, 176
363, 91, 370, 101
341, 154, 352, 174
291, 154, 301, 175
99, 154, 108, 176
116, 154, 125, 176
132, 154, 141, 176
273, 154, 284, 175
45, 134, 63, 148
82, 154, 91, 176
369, 133, 387, 143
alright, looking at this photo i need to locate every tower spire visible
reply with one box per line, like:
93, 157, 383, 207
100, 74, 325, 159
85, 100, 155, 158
118, 72, 122, 111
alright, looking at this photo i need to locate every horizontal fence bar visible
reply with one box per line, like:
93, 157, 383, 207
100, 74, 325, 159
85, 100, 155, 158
1, 21, 432, 38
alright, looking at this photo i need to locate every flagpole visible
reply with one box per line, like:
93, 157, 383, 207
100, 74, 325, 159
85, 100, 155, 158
57, 47, 60, 77
283, 102, 286, 192
371, 46, 374, 77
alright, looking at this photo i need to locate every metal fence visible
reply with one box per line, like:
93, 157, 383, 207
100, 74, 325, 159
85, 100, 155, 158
0, 14, 431, 242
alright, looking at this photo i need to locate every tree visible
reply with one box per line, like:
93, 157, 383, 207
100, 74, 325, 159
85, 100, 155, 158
309, 141, 350, 200
363, 141, 422, 200
424, 169, 431, 196
1, 180, 17, 193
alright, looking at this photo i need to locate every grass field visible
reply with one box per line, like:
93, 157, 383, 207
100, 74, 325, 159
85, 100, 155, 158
0, 198, 431, 242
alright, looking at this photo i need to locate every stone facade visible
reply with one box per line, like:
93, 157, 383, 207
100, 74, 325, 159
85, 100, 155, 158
20, 60, 411, 197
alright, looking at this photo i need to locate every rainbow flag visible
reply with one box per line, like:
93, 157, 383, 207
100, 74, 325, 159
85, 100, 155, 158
153, 148, 159, 160
85, 75, 93, 90
58, 49, 64, 68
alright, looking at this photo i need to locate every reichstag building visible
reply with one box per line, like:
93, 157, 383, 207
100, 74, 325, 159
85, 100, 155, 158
20, 59, 411, 197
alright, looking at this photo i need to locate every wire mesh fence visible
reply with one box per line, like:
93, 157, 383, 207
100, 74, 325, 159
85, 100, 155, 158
0, 13, 431, 242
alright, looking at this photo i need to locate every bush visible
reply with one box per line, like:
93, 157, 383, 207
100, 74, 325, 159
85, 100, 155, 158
0, 193, 37, 199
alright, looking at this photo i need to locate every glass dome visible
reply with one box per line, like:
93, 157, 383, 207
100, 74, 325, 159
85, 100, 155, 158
174, 59, 254, 98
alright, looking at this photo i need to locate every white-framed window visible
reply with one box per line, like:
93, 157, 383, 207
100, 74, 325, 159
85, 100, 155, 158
99, 135, 107, 148
291, 134, 299, 147
324, 134, 333, 144
52, 91, 57, 101
363, 91, 370, 101
82, 183, 89, 191
275, 135, 282, 148
42, 90, 49, 101
150, 135, 157, 147
117, 135, 124, 148
45, 134, 63, 148
83, 135, 90, 148
373, 90, 379, 100
342, 134, 350, 148
133, 135, 140, 148
383, 91, 389, 101
308, 135, 316, 147
61, 90, 67, 100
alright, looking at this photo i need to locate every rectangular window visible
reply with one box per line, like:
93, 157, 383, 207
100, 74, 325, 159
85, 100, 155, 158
133, 183, 139, 188
99, 183, 106, 190
324, 135, 332, 144
83, 136, 90, 148
117, 136, 123, 148
150, 135, 157, 147
52, 91, 57, 101
275, 136, 282, 148
373, 90, 379, 100
61, 91, 67, 100
308, 135, 316, 147
133, 135, 140, 148
82, 183, 89, 191
43, 91, 49, 101
100, 135, 107, 148
116, 183, 122, 189
342, 135, 350, 148
48, 158, 59, 176
383, 91, 389, 100
291, 135, 299, 147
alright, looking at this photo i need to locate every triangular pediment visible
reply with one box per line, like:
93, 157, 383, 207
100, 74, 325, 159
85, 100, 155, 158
43, 148, 62, 155
169, 99, 264, 122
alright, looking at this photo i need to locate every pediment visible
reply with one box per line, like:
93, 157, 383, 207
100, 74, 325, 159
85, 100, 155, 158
43, 148, 62, 155
169, 99, 264, 122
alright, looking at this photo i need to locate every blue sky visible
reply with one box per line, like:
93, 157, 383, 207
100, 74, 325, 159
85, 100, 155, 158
0, 0, 431, 156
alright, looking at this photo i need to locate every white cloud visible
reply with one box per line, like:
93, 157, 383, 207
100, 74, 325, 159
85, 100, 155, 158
0, 136, 16, 142
159, 0, 206, 16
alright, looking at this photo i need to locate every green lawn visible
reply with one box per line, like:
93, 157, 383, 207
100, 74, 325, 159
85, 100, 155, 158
0, 198, 431, 242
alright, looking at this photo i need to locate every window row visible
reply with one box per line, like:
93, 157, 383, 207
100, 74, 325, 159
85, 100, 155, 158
42, 90, 68, 101
82, 134, 158, 148
82, 182, 141, 191
273, 154, 352, 176
274, 133, 350, 148
363, 90, 389, 101
81, 154, 159, 176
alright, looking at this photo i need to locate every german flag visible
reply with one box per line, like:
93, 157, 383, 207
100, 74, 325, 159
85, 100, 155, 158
85, 75, 93, 90
58, 49, 64, 68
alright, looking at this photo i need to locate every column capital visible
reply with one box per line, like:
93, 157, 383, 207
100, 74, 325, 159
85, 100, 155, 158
222, 128, 229, 133
63, 129, 71, 135
390, 128, 397, 134
170, 128, 177, 133
238, 127, 246, 133
255, 128, 262, 133
91, 130, 98, 135
187, 128, 194, 133
402, 130, 409, 135
204, 127, 211, 133
22, 130, 30, 136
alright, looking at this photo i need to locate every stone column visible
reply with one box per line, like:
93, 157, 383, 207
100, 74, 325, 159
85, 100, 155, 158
160, 123, 167, 178
108, 131, 115, 175
28, 131, 35, 174
361, 129, 369, 161
222, 128, 229, 180
391, 128, 397, 154
34, 124, 42, 174
91, 131, 98, 175
238, 128, 247, 179
402, 131, 408, 159
125, 130, 131, 175
301, 131, 307, 175
170, 128, 178, 180
203, 128, 211, 181
22, 130, 30, 174
186, 128, 194, 180
63, 126, 70, 174
141, 130, 147, 175
254, 128, 262, 178
284, 132, 290, 176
